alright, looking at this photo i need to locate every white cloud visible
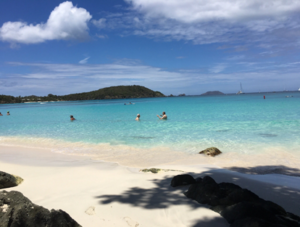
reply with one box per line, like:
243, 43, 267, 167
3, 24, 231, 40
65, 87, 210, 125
125, 0, 300, 23
92, 18, 106, 28
226, 55, 245, 61
2, 60, 300, 95
96, 0, 300, 47
0, 1, 92, 44
96, 34, 108, 39
210, 63, 227, 73
79, 57, 90, 64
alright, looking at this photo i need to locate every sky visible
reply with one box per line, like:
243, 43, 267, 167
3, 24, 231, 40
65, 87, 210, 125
1, 0, 300, 96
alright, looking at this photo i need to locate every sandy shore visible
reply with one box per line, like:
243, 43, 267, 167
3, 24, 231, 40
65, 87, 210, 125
1, 145, 300, 227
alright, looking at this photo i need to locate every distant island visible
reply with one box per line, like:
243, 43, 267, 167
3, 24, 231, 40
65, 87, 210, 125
200, 91, 224, 96
0, 85, 165, 104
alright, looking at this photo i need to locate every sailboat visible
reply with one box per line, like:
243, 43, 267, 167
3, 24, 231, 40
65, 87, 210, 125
236, 83, 244, 95
298, 88, 300, 91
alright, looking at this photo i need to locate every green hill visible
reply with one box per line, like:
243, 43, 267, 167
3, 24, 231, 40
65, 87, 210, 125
0, 85, 165, 104
58, 85, 165, 101
0, 95, 22, 104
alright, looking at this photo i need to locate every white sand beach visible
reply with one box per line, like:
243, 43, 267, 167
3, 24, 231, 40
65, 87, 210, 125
1, 145, 300, 227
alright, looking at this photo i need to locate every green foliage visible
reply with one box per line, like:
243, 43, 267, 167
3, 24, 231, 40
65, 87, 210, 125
0, 85, 165, 104
0, 95, 23, 104
60, 85, 165, 101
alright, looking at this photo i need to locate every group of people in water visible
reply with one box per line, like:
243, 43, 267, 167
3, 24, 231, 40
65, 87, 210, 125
0, 111, 10, 116
135, 111, 167, 121
70, 111, 167, 122
1, 110, 166, 121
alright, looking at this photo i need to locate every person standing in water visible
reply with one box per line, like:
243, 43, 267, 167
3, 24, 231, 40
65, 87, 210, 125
157, 111, 167, 120
135, 114, 140, 121
70, 115, 75, 121
7, 111, 10, 116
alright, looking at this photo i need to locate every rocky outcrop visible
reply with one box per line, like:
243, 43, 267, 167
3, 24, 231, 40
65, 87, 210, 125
0, 191, 81, 227
199, 147, 222, 157
141, 168, 162, 173
141, 168, 184, 174
0, 171, 23, 189
170, 174, 196, 187
170, 174, 300, 227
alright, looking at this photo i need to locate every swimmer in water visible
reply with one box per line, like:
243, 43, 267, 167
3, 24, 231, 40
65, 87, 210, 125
135, 114, 140, 121
157, 111, 167, 120
0, 112, 2, 116
7, 111, 10, 116
70, 115, 75, 121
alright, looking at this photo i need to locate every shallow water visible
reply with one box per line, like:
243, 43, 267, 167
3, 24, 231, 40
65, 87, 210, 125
1, 92, 300, 167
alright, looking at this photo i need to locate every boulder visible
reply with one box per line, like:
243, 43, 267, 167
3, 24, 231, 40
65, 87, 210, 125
219, 201, 299, 227
182, 175, 300, 227
220, 201, 278, 224
217, 188, 260, 207
287, 212, 300, 222
230, 217, 286, 227
0, 190, 81, 227
185, 176, 220, 205
170, 174, 196, 187
0, 171, 23, 189
199, 147, 222, 157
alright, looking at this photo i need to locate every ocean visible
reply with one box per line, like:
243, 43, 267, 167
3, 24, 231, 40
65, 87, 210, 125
1, 92, 300, 167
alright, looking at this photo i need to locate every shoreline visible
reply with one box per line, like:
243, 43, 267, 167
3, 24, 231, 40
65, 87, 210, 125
1, 136, 300, 176
1, 145, 300, 226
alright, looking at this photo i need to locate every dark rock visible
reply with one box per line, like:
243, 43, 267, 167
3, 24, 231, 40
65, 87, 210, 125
286, 212, 300, 222
220, 201, 276, 224
0, 190, 81, 227
170, 174, 196, 187
220, 201, 300, 226
0, 171, 23, 189
262, 200, 286, 216
182, 175, 300, 227
219, 182, 242, 192
275, 215, 300, 227
184, 183, 199, 199
199, 147, 222, 157
230, 217, 286, 227
211, 205, 228, 213
184, 176, 220, 205
218, 188, 260, 207
141, 168, 162, 173
202, 176, 217, 185
195, 177, 202, 183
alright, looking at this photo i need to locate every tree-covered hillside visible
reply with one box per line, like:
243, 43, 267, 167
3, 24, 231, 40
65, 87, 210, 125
0, 95, 23, 104
0, 85, 165, 104
60, 85, 165, 101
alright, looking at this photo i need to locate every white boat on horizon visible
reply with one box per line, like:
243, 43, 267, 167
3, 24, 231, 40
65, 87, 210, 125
298, 88, 300, 91
236, 83, 244, 94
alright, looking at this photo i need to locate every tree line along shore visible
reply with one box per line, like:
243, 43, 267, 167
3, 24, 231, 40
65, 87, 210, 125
0, 85, 165, 104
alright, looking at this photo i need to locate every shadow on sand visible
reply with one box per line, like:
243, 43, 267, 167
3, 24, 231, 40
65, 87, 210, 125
95, 165, 300, 226
226, 165, 300, 177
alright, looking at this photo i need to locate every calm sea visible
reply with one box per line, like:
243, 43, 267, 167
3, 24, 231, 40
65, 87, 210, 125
1, 92, 300, 166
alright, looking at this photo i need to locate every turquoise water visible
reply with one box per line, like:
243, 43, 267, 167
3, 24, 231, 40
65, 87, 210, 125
1, 92, 300, 158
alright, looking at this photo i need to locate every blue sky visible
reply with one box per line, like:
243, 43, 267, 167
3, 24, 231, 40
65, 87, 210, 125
1, 0, 300, 96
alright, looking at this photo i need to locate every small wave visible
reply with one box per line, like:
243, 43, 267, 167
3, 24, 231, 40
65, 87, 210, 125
259, 133, 277, 138
216, 129, 230, 132
130, 136, 155, 139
